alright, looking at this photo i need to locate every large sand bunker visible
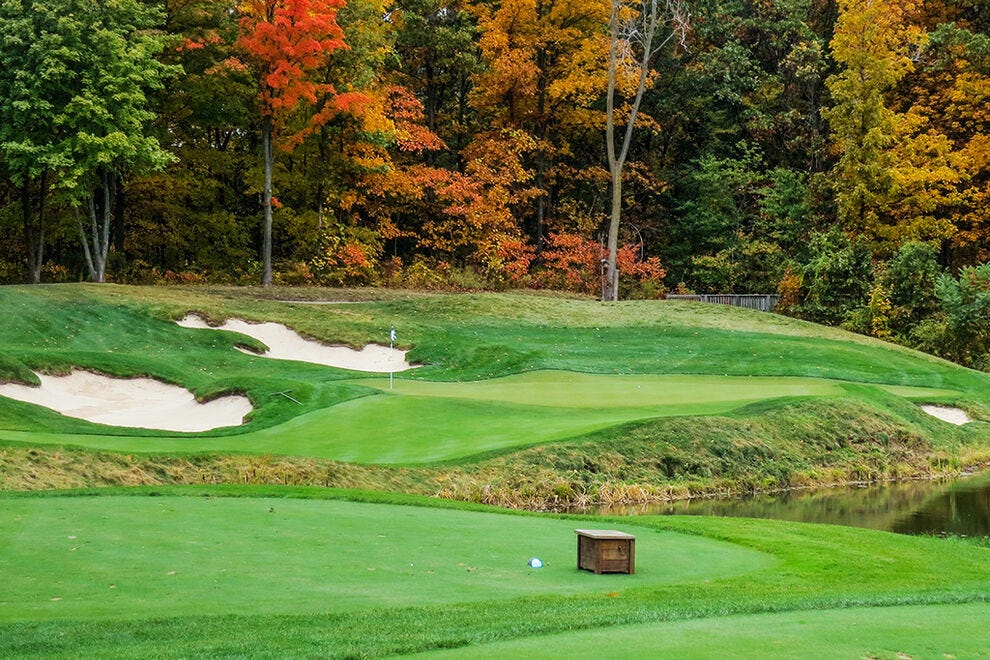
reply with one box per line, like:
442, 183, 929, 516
920, 404, 972, 426
177, 314, 415, 372
0, 370, 252, 432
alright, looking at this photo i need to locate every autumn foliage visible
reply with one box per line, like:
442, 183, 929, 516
4, 0, 990, 327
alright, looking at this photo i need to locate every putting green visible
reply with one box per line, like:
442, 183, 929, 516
0, 371, 964, 463
355, 371, 854, 407
406, 601, 990, 658
0, 496, 773, 622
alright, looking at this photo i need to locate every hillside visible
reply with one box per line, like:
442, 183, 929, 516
1, 284, 989, 506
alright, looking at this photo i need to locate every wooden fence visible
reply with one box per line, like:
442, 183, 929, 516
665, 293, 780, 312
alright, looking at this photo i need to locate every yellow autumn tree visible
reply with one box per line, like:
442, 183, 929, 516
824, 0, 960, 257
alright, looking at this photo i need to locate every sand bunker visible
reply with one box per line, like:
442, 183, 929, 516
920, 404, 972, 426
177, 314, 415, 372
0, 371, 252, 432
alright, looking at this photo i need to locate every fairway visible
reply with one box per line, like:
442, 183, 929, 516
0, 495, 773, 622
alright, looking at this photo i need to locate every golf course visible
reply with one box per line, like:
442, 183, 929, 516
2, 284, 990, 657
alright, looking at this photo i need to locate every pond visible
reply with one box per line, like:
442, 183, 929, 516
584, 471, 990, 537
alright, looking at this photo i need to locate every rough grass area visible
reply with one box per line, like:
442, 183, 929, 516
1, 488, 988, 658
3, 395, 989, 509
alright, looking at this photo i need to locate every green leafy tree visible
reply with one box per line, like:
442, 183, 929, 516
0, 0, 173, 283
934, 262, 990, 367
799, 228, 873, 325
882, 240, 941, 333
393, 0, 479, 153
121, 0, 257, 279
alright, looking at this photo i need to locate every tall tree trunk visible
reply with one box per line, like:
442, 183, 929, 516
262, 115, 274, 287
113, 175, 125, 253
76, 170, 114, 283
21, 176, 45, 284
603, 0, 685, 301
535, 158, 547, 259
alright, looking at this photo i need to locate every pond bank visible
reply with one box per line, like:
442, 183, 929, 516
571, 469, 990, 536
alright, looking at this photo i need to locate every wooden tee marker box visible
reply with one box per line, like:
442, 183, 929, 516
575, 529, 636, 574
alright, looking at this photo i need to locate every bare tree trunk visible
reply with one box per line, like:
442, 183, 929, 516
262, 115, 274, 287
603, 0, 688, 301
76, 170, 114, 283
113, 175, 125, 253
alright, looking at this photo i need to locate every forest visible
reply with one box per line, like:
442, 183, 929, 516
1, 0, 989, 366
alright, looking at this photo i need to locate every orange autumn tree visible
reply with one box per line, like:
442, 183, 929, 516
469, 0, 611, 253
235, 0, 356, 285
378, 129, 539, 280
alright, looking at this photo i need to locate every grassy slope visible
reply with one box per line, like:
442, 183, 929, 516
0, 488, 988, 658
2, 284, 990, 503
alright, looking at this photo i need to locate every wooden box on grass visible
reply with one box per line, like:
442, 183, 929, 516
575, 529, 635, 574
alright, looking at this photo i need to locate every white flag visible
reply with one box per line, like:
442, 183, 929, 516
390, 326, 397, 343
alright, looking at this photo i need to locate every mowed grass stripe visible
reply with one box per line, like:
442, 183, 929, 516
405, 601, 990, 659
0, 496, 772, 622
355, 371, 963, 407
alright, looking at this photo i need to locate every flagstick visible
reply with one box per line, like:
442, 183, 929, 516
389, 325, 395, 390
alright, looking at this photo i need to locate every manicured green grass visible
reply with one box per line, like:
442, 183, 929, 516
1, 488, 989, 658
0, 494, 771, 622
4, 286, 990, 657
2, 283, 990, 505
0, 371, 966, 463
406, 602, 990, 659
1, 284, 986, 464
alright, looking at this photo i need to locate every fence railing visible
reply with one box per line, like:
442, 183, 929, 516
665, 293, 780, 312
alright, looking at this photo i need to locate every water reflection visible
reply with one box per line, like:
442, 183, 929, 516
584, 472, 990, 536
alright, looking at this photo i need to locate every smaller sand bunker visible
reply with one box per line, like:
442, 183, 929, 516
177, 314, 416, 373
0, 371, 252, 432
920, 404, 973, 426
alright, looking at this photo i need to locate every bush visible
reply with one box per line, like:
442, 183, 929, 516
935, 262, 990, 366
798, 229, 873, 325
307, 225, 382, 286
537, 232, 665, 298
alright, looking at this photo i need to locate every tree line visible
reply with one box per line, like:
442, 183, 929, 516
1, 0, 989, 363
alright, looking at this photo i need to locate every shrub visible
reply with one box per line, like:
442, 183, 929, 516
799, 229, 873, 325
537, 232, 665, 298
307, 225, 382, 286
935, 262, 990, 366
